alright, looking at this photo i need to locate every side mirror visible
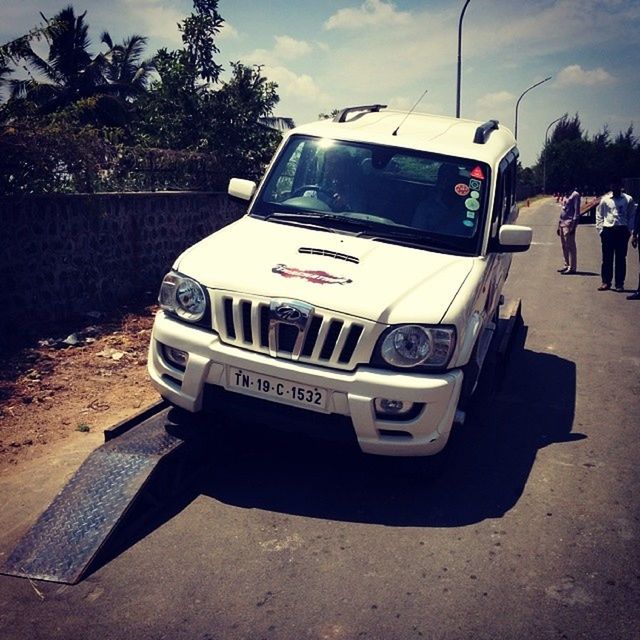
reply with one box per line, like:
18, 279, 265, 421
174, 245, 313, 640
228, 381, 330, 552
228, 178, 257, 202
495, 224, 532, 253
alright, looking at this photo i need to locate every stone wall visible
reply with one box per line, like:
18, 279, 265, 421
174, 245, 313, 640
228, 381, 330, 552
1, 192, 245, 342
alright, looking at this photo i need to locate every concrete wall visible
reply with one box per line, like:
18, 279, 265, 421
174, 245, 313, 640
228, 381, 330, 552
1, 192, 245, 342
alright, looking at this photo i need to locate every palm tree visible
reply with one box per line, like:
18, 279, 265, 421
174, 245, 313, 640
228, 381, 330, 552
9, 6, 152, 118
100, 32, 156, 100
9, 7, 103, 111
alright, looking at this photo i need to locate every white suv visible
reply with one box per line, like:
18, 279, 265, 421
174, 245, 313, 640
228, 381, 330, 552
148, 105, 531, 457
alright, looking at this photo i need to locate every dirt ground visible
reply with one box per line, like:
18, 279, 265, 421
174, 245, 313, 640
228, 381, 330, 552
0, 305, 161, 471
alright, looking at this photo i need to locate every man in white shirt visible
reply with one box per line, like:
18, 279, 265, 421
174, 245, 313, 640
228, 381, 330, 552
627, 208, 640, 300
595, 179, 637, 292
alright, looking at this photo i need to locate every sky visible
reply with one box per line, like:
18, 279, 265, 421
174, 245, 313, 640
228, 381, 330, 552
2, 0, 639, 167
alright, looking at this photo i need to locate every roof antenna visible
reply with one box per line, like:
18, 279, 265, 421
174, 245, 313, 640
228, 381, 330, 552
392, 88, 428, 136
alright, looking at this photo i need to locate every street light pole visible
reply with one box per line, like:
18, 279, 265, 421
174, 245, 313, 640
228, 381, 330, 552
455, 0, 472, 118
514, 76, 552, 139
543, 115, 563, 194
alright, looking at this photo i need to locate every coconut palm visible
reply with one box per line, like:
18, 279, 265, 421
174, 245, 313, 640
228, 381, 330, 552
100, 32, 156, 100
9, 6, 152, 118
9, 7, 103, 110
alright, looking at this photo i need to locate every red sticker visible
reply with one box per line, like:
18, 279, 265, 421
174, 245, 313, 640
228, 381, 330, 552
455, 183, 470, 196
470, 166, 485, 180
272, 264, 352, 285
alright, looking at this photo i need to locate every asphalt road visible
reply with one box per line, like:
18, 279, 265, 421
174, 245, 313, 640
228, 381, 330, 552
1, 198, 639, 640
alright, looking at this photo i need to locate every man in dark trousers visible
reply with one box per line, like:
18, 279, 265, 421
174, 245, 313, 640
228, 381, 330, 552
595, 179, 637, 292
627, 208, 640, 300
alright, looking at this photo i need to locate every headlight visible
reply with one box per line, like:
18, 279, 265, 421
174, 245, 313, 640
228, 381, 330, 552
158, 272, 207, 323
379, 325, 456, 368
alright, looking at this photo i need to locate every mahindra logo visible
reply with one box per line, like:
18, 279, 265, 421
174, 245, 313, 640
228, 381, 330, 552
268, 300, 313, 359
275, 305, 302, 321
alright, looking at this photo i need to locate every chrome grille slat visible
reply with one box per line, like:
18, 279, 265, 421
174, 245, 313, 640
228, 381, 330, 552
232, 301, 244, 343
330, 323, 353, 364
311, 320, 333, 361
251, 303, 264, 349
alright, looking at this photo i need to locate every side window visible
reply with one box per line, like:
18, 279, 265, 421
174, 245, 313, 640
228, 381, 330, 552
491, 153, 517, 237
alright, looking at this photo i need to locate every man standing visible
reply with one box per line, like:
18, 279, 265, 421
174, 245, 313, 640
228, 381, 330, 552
627, 209, 640, 300
596, 180, 637, 291
557, 187, 581, 274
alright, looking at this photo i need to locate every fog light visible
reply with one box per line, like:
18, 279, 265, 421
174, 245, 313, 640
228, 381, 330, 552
163, 345, 188, 369
374, 398, 414, 415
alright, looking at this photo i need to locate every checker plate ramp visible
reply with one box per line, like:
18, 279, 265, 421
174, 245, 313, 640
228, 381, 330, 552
1, 408, 183, 584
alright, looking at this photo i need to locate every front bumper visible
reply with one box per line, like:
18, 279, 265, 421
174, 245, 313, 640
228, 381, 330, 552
148, 312, 463, 457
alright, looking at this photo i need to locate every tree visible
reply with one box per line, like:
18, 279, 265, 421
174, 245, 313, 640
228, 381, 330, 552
132, 0, 281, 184
550, 113, 583, 144
534, 113, 640, 196
101, 32, 156, 100
5, 6, 152, 123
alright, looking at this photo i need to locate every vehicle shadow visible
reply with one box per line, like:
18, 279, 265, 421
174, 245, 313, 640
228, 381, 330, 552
196, 324, 583, 527
82, 324, 582, 580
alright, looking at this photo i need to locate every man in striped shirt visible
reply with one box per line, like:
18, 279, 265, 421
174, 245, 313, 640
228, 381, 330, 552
557, 188, 581, 274
595, 179, 637, 292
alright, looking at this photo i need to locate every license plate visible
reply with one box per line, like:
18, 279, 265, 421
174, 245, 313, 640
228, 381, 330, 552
227, 367, 327, 410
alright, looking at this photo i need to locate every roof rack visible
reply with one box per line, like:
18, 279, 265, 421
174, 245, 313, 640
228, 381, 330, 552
473, 119, 499, 144
333, 104, 387, 123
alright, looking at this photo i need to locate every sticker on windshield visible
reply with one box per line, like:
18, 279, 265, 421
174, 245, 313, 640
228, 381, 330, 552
470, 166, 485, 180
455, 183, 470, 196
469, 179, 482, 190
272, 264, 352, 285
465, 198, 480, 211
470, 190, 480, 199
463, 220, 475, 228
466, 211, 476, 219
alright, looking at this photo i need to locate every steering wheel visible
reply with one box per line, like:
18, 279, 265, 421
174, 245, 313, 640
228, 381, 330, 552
291, 184, 336, 203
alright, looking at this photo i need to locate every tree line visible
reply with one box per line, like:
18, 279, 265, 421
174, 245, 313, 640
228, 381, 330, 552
519, 113, 640, 197
0, 1, 281, 194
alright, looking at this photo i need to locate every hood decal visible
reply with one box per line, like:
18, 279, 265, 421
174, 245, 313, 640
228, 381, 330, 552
272, 264, 353, 286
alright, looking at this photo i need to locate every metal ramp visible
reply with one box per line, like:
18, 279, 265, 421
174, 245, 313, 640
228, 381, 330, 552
1, 406, 186, 584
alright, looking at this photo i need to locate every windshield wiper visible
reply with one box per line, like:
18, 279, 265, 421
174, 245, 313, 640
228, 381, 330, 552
360, 228, 464, 252
263, 211, 374, 233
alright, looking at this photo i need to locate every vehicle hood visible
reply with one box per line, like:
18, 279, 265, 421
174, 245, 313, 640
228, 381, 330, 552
175, 216, 475, 324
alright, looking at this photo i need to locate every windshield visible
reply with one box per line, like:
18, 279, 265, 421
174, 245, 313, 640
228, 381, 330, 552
252, 135, 491, 255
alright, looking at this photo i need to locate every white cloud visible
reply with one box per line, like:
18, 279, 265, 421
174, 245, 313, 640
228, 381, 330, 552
273, 35, 312, 60
476, 91, 515, 109
262, 65, 329, 105
115, 0, 184, 46
245, 35, 312, 66
324, 0, 410, 31
555, 64, 616, 87
218, 22, 239, 41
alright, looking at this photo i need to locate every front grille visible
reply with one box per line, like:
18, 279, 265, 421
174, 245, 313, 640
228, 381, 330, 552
212, 293, 376, 370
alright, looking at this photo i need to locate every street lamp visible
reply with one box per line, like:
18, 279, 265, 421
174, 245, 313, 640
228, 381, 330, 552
514, 76, 552, 139
543, 115, 563, 194
455, 0, 472, 118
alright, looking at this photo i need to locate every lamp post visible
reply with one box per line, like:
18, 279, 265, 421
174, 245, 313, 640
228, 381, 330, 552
514, 76, 552, 139
455, 0, 472, 118
543, 115, 563, 194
